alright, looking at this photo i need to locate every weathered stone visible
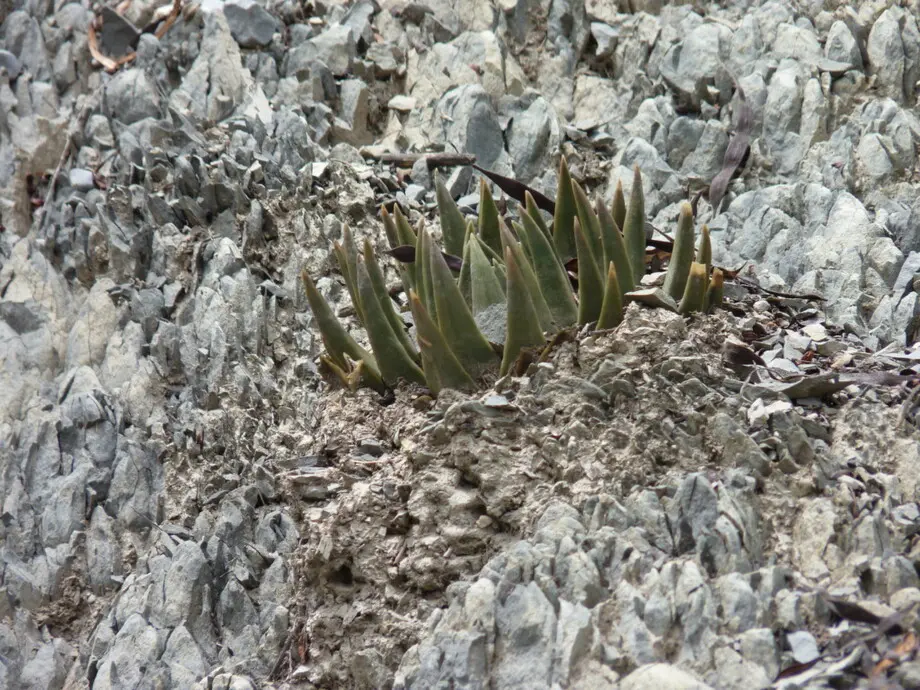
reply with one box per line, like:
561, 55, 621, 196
825, 20, 862, 69
105, 69, 161, 124
100, 7, 141, 58
223, 0, 278, 48
620, 664, 714, 690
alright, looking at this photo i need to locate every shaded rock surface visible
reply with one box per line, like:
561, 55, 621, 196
1, 0, 920, 689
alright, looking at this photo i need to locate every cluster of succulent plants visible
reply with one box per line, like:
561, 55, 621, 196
301, 158, 724, 395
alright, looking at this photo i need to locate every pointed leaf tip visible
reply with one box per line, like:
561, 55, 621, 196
574, 218, 604, 326
664, 203, 696, 302
501, 246, 546, 377
553, 157, 578, 262
678, 262, 709, 315
409, 290, 477, 395
597, 262, 624, 330
623, 167, 647, 283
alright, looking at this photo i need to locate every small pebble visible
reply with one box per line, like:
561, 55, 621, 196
69, 168, 96, 192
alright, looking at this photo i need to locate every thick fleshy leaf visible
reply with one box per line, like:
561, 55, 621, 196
470, 235, 506, 316
678, 262, 709, 315
363, 239, 418, 358
573, 181, 604, 275
409, 291, 476, 395
458, 222, 474, 307
525, 192, 552, 239
391, 206, 418, 291
553, 157, 577, 262
663, 203, 696, 302
478, 178, 502, 256
332, 240, 363, 325
301, 270, 384, 389
597, 262, 624, 329
428, 234, 498, 377
596, 199, 635, 297
500, 247, 546, 376
416, 224, 436, 321
574, 219, 604, 325
381, 206, 399, 247
517, 214, 577, 327
393, 205, 419, 247
499, 223, 555, 331
435, 173, 467, 257
697, 224, 712, 267
623, 166, 646, 283
707, 267, 724, 312
611, 178, 626, 234
356, 259, 426, 385
341, 224, 361, 294
492, 260, 507, 294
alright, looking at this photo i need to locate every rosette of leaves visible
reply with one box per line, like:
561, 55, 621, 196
302, 158, 724, 395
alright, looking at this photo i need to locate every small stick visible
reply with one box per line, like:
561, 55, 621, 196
362, 151, 477, 169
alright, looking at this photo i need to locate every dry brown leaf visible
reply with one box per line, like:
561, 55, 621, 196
87, 22, 120, 72
710, 81, 753, 213
154, 0, 182, 39
872, 632, 919, 677
88, 0, 181, 74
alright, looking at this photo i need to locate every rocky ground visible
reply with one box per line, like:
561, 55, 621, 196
2, 0, 920, 688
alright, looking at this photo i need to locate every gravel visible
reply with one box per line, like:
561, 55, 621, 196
2, 1, 920, 688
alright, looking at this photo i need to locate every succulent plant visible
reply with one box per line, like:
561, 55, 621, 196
302, 157, 724, 395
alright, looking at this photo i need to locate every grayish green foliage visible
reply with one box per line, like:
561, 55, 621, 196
303, 158, 722, 395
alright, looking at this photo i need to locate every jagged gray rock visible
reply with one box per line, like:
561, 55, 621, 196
2, 1, 920, 688
223, 0, 278, 48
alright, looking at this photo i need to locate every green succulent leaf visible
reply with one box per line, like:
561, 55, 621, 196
393, 205, 419, 247
492, 260, 507, 293
697, 223, 712, 268
458, 221, 474, 307
409, 290, 477, 395
342, 224, 361, 292
553, 157, 578, 262
383, 207, 416, 292
356, 259, 426, 385
623, 166, 647, 284
363, 239, 418, 358
381, 206, 399, 247
301, 269, 384, 390
596, 198, 635, 298
707, 267, 724, 312
332, 240, 361, 323
499, 223, 555, 331
470, 235, 506, 317
427, 232, 498, 377
435, 173, 467, 258
416, 222, 437, 321
678, 262, 709, 315
597, 262, 624, 330
334, 225, 365, 324
525, 192, 551, 239
573, 181, 604, 275
500, 246, 547, 376
517, 214, 577, 327
663, 202, 696, 303
574, 218, 604, 325
478, 178, 502, 256
611, 178, 626, 234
